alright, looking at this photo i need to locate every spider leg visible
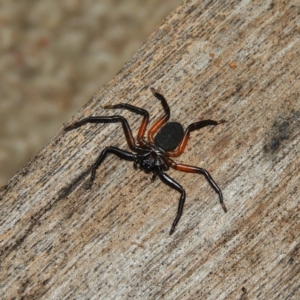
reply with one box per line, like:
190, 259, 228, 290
148, 88, 171, 143
103, 103, 149, 141
167, 161, 227, 213
88, 146, 136, 189
64, 116, 142, 152
168, 120, 226, 157
156, 168, 186, 235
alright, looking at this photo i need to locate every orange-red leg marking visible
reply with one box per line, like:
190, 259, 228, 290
167, 120, 225, 157
148, 88, 170, 142
167, 160, 227, 213
103, 103, 149, 142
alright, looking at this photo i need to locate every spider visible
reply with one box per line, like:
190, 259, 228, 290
64, 88, 227, 235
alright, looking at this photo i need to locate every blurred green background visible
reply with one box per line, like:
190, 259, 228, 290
0, 0, 182, 186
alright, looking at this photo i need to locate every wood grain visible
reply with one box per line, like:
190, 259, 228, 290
1, 0, 299, 299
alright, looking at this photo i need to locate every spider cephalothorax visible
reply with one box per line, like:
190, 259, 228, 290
134, 140, 170, 173
64, 87, 227, 235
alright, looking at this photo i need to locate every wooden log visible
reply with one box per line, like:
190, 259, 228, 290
1, 0, 299, 299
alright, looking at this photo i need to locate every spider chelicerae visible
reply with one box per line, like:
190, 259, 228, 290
64, 88, 227, 235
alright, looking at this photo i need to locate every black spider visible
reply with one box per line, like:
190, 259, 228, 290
64, 88, 227, 235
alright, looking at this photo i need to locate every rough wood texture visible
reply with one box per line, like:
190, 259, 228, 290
1, 0, 299, 299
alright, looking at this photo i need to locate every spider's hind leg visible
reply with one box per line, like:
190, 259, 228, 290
64, 116, 141, 152
167, 119, 226, 157
87, 146, 136, 189
104, 103, 149, 141
148, 88, 171, 143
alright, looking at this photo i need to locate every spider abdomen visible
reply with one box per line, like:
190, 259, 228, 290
154, 122, 184, 151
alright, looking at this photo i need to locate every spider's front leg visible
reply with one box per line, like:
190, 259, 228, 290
87, 146, 136, 189
156, 168, 186, 235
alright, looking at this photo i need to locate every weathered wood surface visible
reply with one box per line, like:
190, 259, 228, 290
1, 0, 299, 299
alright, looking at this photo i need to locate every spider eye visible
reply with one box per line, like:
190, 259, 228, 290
140, 160, 153, 173
143, 162, 153, 173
